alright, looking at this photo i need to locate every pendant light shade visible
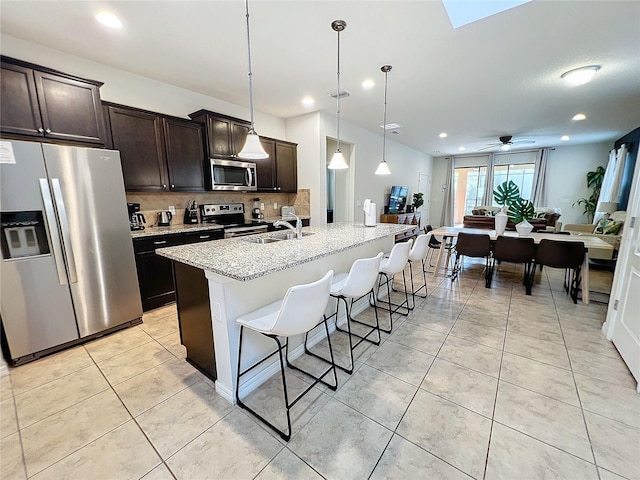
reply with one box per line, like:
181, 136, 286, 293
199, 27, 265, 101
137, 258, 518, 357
328, 20, 348, 170
375, 65, 392, 175
238, 0, 269, 160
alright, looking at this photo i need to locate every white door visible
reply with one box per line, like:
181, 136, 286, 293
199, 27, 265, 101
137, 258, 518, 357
604, 149, 640, 391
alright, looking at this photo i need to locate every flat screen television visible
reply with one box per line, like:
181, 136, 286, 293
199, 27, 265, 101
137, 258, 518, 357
388, 185, 408, 214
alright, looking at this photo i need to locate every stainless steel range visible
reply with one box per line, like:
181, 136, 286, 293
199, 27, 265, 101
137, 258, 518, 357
199, 203, 268, 238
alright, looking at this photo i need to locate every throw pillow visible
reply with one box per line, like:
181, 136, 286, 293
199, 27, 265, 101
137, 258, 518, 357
595, 219, 623, 235
472, 208, 487, 216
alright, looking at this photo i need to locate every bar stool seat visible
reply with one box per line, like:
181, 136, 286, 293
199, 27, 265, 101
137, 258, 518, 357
306, 252, 383, 374
235, 270, 336, 441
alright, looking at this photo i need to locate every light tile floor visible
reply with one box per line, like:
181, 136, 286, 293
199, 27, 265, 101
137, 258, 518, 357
1, 259, 638, 480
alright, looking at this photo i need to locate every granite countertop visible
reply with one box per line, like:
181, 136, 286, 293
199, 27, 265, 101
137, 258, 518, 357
156, 222, 412, 281
131, 216, 312, 239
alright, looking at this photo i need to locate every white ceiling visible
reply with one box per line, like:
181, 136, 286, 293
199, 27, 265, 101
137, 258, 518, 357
2, 1, 639, 156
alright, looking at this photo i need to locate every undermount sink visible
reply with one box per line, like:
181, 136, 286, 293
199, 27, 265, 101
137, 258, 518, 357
244, 237, 283, 244
273, 232, 315, 240
243, 232, 315, 244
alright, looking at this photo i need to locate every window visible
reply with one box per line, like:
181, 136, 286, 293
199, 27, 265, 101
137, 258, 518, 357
453, 166, 487, 224
492, 163, 535, 203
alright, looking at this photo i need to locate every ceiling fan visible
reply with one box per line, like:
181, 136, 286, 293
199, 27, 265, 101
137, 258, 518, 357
479, 135, 535, 151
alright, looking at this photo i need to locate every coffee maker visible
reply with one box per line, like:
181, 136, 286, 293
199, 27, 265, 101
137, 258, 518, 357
127, 203, 145, 231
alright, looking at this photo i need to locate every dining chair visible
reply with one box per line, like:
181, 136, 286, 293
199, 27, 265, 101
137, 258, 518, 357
451, 232, 493, 287
490, 235, 536, 294
535, 239, 585, 303
235, 270, 336, 441
424, 225, 453, 269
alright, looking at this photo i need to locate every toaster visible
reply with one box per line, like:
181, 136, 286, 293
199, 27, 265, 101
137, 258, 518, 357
281, 206, 296, 218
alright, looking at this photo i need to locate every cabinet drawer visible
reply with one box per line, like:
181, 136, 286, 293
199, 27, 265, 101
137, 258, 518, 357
183, 230, 224, 243
133, 234, 184, 253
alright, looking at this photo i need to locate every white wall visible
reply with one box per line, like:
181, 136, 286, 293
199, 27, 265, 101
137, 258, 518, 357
429, 142, 612, 227
1, 34, 286, 139
546, 143, 611, 224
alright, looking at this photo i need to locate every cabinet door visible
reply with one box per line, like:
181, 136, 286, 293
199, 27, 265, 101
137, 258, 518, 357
275, 141, 298, 192
34, 71, 106, 144
107, 106, 168, 192
0, 62, 43, 137
256, 138, 276, 190
163, 118, 205, 192
205, 116, 232, 157
231, 121, 250, 157
135, 251, 176, 311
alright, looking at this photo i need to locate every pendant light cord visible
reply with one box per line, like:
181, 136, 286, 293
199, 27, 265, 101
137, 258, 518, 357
245, 0, 256, 134
382, 69, 388, 162
336, 28, 341, 152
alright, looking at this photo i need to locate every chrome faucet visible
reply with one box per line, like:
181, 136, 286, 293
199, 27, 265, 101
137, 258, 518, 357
274, 215, 302, 239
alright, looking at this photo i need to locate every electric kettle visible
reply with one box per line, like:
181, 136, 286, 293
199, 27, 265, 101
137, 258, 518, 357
157, 211, 172, 226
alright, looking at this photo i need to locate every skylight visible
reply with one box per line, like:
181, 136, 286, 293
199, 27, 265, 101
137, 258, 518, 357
442, 0, 532, 29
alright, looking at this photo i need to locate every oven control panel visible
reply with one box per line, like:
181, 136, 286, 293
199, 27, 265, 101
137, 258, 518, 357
200, 203, 245, 217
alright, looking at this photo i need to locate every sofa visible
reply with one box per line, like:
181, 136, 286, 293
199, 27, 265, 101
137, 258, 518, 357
563, 211, 626, 260
463, 205, 561, 232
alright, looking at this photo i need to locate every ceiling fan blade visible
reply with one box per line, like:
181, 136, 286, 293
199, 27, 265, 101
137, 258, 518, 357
477, 144, 499, 151
511, 139, 535, 144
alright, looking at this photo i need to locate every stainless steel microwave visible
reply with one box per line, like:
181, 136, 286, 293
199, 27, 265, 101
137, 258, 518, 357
210, 158, 257, 191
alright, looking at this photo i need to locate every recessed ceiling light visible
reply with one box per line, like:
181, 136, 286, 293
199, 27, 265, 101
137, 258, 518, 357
458, 146, 466, 152
560, 135, 570, 141
380, 123, 401, 130
439, 132, 448, 138
301, 97, 315, 106
572, 113, 586, 121
95, 12, 123, 29
361, 79, 375, 89
561, 65, 600, 86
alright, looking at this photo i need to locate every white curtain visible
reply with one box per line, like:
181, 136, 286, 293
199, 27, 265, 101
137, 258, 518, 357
441, 157, 454, 226
594, 145, 627, 224
481, 153, 496, 206
531, 148, 549, 206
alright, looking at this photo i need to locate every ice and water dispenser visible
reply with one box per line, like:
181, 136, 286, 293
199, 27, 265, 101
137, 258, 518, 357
0, 211, 50, 260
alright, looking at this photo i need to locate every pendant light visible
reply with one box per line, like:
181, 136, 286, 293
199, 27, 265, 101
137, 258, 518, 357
328, 20, 349, 170
238, 0, 269, 160
375, 65, 392, 175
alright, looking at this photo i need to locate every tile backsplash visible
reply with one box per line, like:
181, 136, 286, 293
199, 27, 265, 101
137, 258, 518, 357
126, 189, 310, 227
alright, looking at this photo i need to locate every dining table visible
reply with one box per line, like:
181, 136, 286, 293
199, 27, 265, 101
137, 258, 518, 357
429, 226, 614, 304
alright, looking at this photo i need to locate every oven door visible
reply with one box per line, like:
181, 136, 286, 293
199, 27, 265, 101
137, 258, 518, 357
210, 159, 257, 191
224, 225, 268, 238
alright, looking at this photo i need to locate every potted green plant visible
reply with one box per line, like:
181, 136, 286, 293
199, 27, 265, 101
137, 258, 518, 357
573, 166, 605, 223
493, 180, 520, 235
412, 192, 424, 210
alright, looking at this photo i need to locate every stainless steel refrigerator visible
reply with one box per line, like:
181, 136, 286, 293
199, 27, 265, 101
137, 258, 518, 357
0, 140, 142, 365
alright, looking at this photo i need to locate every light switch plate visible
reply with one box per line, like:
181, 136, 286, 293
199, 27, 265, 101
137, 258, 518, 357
273, 203, 278, 209
168, 206, 176, 215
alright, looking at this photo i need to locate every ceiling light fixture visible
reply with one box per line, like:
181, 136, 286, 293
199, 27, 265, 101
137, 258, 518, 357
302, 97, 315, 106
459, 147, 466, 152
328, 20, 349, 170
362, 79, 375, 89
561, 65, 601, 86
561, 135, 570, 141
95, 12, 122, 29
439, 132, 448, 138
572, 113, 586, 121
500, 143, 511, 151
375, 65, 393, 175
238, 0, 269, 160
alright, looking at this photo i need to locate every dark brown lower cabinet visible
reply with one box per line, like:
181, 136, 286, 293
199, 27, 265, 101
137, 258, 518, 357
133, 229, 223, 312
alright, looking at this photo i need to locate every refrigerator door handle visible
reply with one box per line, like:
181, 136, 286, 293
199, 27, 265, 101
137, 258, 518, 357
51, 178, 78, 284
39, 178, 68, 286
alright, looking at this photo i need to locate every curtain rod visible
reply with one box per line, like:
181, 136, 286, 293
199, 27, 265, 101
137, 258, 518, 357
440, 147, 556, 160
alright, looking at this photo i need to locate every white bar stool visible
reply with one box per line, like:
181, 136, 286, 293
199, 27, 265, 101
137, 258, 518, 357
397, 233, 430, 309
373, 240, 412, 333
305, 252, 384, 374
235, 270, 336, 441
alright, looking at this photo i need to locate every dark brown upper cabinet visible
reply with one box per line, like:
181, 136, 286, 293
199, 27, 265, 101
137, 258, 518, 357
256, 137, 298, 193
105, 103, 205, 192
1, 56, 106, 145
188, 110, 251, 159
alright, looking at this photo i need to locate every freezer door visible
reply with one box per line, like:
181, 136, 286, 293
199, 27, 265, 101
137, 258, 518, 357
42, 144, 142, 337
0, 140, 79, 359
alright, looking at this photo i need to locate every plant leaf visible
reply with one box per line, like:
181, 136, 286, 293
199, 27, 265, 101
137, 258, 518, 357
493, 180, 520, 207
508, 198, 535, 223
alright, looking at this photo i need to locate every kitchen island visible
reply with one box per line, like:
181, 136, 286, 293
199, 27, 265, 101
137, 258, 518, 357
156, 222, 412, 403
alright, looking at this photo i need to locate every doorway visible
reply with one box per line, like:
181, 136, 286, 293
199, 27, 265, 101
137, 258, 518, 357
326, 138, 354, 223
